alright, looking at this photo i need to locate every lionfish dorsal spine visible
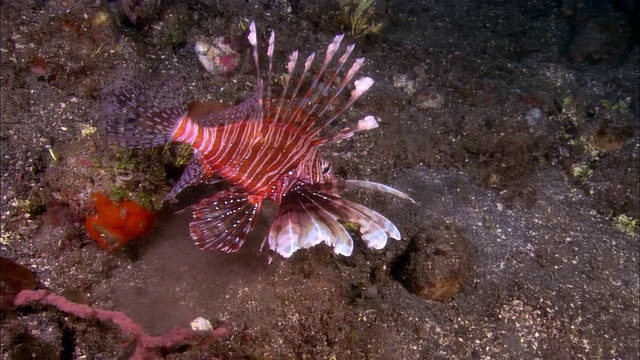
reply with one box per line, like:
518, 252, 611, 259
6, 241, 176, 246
248, 22, 260, 77
290, 35, 350, 132
265, 30, 276, 117
322, 43, 355, 99
250, 22, 372, 136
248, 22, 264, 122
287, 34, 343, 127
282, 51, 316, 126
299, 43, 357, 132
270, 50, 298, 125
318, 59, 369, 128
294, 35, 355, 130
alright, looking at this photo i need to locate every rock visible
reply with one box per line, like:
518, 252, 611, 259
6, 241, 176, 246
392, 74, 416, 95
415, 88, 445, 110
525, 107, 543, 126
394, 222, 474, 302
412, 65, 427, 80
567, 5, 632, 64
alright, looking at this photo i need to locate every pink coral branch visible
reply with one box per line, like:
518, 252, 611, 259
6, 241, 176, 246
13, 289, 228, 359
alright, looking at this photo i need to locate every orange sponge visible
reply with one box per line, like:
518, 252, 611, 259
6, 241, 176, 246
85, 192, 157, 251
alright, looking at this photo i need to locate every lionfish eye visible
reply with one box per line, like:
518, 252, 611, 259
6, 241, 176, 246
321, 165, 331, 174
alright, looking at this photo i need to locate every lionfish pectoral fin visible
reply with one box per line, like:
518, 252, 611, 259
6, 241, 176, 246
184, 191, 261, 253
165, 158, 205, 201
325, 196, 402, 249
340, 179, 416, 203
165, 156, 224, 201
268, 188, 353, 258
268, 186, 403, 258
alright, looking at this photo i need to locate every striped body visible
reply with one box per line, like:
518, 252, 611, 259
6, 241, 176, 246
105, 22, 412, 258
172, 115, 319, 201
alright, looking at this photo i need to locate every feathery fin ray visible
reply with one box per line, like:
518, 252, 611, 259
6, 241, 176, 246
179, 191, 262, 252
268, 186, 402, 258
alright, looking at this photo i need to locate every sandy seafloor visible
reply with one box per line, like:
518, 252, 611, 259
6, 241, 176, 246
1, 0, 639, 358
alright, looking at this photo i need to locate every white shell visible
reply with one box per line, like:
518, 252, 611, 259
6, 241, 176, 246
190, 316, 213, 332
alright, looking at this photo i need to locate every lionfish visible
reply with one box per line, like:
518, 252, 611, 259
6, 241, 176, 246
106, 22, 412, 258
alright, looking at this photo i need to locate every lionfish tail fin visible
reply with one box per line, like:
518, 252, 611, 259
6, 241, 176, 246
268, 187, 401, 258
184, 191, 261, 253
105, 88, 187, 148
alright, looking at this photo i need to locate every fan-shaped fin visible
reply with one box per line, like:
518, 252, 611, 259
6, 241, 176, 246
268, 186, 402, 258
181, 191, 262, 252
268, 188, 353, 257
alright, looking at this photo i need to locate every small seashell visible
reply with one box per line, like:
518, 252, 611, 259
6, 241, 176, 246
195, 36, 240, 75
190, 316, 213, 332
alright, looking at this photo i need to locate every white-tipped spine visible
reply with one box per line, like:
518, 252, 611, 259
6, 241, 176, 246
248, 22, 257, 47
338, 44, 355, 65
297, 40, 355, 127
248, 22, 260, 79
352, 77, 374, 98
248, 21, 264, 120
342, 58, 365, 88
267, 31, 275, 58
326, 34, 344, 61
266, 30, 276, 115
272, 51, 298, 124
286, 52, 316, 125
318, 58, 369, 128
303, 52, 315, 73
357, 115, 379, 131
287, 51, 298, 74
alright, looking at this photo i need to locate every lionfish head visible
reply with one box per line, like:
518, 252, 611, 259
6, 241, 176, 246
294, 150, 336, 186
